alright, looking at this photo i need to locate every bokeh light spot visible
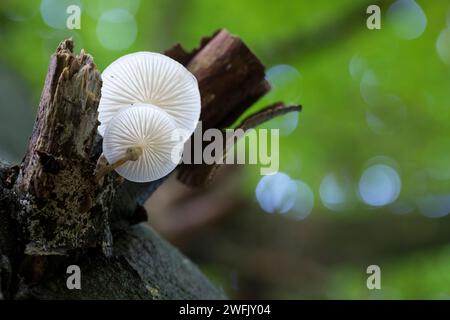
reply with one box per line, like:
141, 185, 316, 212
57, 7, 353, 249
360, 70, 382, 106
262, 111, 299, 136
262, 65, 302, 136
40, 0, 82, 29
349, 54, 367, 81
387, 0, 427, 40
285, 180, 314, 220
365, 110, 385, 134
416, 194, 450, 218
96, 8, 137, 51
266, 64, 301, 104
256, 172, 297, 214
436, 28, 450, 65
319, 173, 353, 212
359, 164, 401, 207
362, 83, 408, 134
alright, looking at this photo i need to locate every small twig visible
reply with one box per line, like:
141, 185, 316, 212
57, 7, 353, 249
211, 102, 301, 181
178, 102, 302, 187
237, 102, 302, 131
220, 102, 302, 160
95, 147, 143, 182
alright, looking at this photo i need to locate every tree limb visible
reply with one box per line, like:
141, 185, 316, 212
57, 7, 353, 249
177, 102, 301, 187
17, 224, 225, 299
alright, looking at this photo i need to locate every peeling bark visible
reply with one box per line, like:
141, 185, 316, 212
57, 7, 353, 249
16, 40, 112, 256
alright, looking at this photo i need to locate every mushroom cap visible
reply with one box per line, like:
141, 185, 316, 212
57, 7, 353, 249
98, 52, 201, 141
102, 103, 184, 183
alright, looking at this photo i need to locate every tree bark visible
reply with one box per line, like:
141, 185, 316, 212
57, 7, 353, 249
166, 29, 271, 130
16, 40, 112, 256
0, 29, 300, 300
16, 223, 224, 299
165, 29, 301, 187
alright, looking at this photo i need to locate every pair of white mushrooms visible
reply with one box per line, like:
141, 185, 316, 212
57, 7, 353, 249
97, 52, 201, 183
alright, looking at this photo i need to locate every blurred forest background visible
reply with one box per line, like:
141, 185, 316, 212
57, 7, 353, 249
1, 0, 450, 299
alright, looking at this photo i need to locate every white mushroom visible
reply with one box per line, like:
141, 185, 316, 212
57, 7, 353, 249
101, 104, 183, 183
98, 52, 201, 141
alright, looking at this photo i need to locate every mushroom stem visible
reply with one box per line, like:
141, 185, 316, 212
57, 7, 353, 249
95, 146, 143, 181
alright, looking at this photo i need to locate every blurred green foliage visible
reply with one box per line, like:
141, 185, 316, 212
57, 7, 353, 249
1, 0, 450, 299
329, 245, 450, 299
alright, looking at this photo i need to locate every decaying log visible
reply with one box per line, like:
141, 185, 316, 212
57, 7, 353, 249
15, 40, 114, 256
0, 28, 300, 299
0, 38, 224, 299
18, 224, 225, 299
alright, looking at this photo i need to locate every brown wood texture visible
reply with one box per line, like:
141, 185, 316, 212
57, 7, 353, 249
166, 29, 301, 187
0, 30, 299, 299
16, 40, 115, 256
165, 29, 271, 130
